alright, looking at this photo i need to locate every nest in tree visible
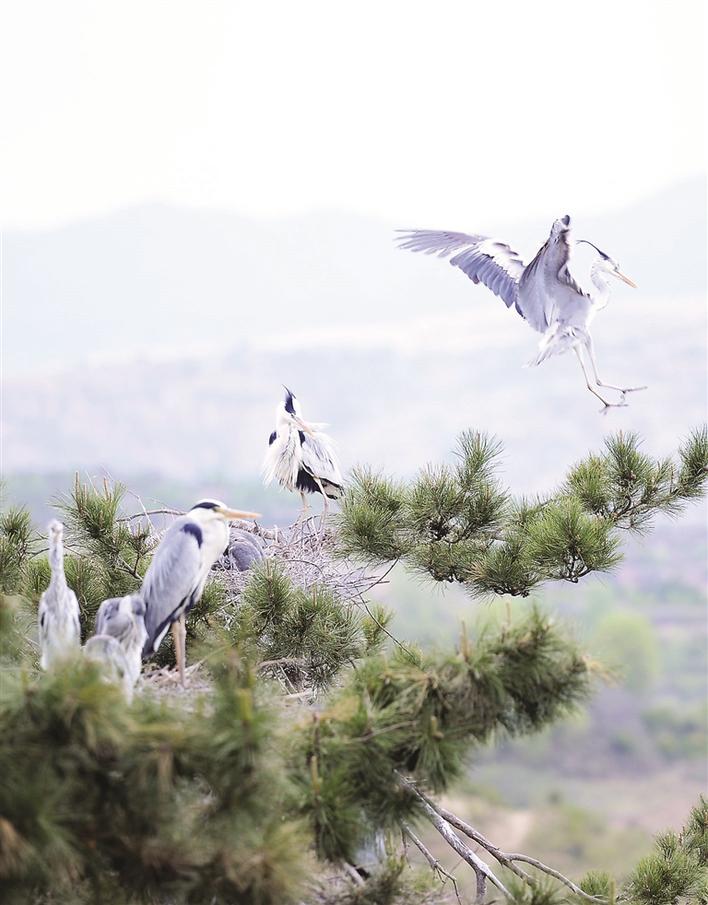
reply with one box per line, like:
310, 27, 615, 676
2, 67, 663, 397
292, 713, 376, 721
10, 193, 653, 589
216, 517, 389, 604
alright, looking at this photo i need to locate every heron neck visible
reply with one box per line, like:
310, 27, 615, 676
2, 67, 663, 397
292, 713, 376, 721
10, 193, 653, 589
590, 265, 612, 300
49, 537, 68, 588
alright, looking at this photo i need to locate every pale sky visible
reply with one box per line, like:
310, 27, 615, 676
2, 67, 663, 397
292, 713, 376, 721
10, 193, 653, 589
0, 0, 704, 230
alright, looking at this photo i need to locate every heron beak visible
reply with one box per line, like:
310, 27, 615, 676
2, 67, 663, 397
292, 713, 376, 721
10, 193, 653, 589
293, 416, 316, 436
614, 269, 637, 288
216, 507, 262, 521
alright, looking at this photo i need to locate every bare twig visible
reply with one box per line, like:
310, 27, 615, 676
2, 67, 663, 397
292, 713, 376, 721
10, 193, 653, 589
406, 782, 605, 903
117, 508, 182, 523
402, 822, 463, 905
398, 774, 510, 899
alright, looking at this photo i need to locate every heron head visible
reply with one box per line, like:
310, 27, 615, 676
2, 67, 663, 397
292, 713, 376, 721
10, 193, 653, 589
577, 240, 637, 288
550, 214, 572, 239
124, 594, 146, 621
47, 519, 63, 540
190, 499, 261, 522
277, 387, 316, 436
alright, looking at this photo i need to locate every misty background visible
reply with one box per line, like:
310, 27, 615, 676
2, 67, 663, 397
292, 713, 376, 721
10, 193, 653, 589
1, 0, 706, 880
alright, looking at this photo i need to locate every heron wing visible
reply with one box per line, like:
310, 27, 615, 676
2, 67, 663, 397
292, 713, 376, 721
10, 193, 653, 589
516, 227, 587, 332
396, 229, 525, 309
301, 432, 344, 490
141, 519, 202, 656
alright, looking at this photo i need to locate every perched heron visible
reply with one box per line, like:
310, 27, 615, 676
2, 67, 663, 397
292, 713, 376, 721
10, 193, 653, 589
225, 528, 266, 572
262, 387, 344, 516
38, 520, 81, 670
85, 594, 147, 699
140, 500, 260, 684
397, 216, 644, 409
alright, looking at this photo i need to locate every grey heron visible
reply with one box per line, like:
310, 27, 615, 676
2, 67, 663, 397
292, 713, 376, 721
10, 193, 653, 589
38, 520, 81, 670
262, 387, 344, 516
140, 500, 260, 684
225, 528, 266, 572
83, 594, 147, 699
83, 636, 132, 699
397, 216, 644, 409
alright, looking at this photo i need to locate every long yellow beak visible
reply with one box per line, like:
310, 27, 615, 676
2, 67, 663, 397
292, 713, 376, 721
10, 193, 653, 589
216, 507, 262, 520
614, 270, 637, 288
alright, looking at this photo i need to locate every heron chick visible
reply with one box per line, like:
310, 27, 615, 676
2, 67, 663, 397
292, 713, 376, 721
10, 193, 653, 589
262, 387, 344, 517
397, 216, 644, 410
38, 520, 81, 670
96, 594, 147, 685
141, 500, 260, 685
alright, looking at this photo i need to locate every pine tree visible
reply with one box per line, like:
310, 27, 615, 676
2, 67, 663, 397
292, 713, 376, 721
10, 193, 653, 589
0, 428, 706, 904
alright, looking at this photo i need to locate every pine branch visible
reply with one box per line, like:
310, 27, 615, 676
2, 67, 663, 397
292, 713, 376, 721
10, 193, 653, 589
400, 776, 606, 904
398, 774, 510, 900
338, 428, 708, 599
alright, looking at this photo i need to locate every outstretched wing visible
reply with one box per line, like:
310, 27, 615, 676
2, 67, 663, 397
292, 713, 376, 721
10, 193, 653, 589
301, 432, 344, 493
140, 519, 202, 657
396, 230, 525, 309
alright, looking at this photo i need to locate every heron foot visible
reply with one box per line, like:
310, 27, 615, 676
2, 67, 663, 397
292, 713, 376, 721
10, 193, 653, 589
598, 383, 648, 397
599, 400, 629, 414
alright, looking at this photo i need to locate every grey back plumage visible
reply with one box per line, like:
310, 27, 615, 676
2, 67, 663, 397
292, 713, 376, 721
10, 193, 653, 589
300, 432, 344, 496
224, 529, 265, 572
140, 517, 204, 658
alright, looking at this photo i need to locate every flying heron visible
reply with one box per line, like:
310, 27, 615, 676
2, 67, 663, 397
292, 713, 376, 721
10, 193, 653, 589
396, 216, 644, 409
140, 500, 260, 684
38, 520, 81, 670
262, 387, 344, 516
83, 594, 147, 699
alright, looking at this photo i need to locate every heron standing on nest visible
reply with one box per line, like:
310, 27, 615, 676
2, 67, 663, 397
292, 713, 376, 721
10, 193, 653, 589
38, 520, 81, 670
397, 216, 644, 410
262, 387, 344, 517
140, 500, 260, 684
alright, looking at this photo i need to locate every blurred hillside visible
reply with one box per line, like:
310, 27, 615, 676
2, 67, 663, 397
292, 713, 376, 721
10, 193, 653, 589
3, 177, 705, 377
3, 179, 706, 493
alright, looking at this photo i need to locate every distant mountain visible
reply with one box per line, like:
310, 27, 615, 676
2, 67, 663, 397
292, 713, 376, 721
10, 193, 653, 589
3, 178, 705, 376
3, 178, 706, 506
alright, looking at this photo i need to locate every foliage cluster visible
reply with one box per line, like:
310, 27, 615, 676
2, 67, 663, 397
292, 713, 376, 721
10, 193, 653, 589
338, 429, 708, 598
1, 429, 706, 904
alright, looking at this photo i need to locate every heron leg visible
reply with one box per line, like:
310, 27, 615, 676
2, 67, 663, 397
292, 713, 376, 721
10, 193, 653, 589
297, 492, 311, 518
312, 477, 329, 533
583, 335, 647, 396
574, 347, 627, 411
172, 616, 187, 686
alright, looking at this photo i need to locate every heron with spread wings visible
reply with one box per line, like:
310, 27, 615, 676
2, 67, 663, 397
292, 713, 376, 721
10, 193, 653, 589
397, 216, 644, 409
262, 387, 344, 517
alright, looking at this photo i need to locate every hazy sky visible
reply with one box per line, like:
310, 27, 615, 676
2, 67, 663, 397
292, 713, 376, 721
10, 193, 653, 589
0, 0, 704, 230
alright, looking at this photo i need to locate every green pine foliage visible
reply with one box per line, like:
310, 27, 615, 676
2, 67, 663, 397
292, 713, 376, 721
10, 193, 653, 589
290, 608, 591, 863
338, 429, 708, 597
0, 648, 307, 905
0, 504, 37, 595
229, 560, 388, 690
623, 797, 707, 905
1, 428, 707, 904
